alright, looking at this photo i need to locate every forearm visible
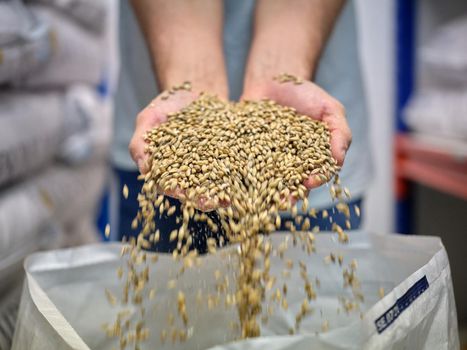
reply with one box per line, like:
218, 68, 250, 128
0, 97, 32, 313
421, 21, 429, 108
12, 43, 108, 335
244, 0, 345, 90
131, 0, 228, 97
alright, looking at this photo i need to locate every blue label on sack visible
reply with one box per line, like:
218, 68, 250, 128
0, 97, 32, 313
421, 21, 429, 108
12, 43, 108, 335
375, 276, 429, 334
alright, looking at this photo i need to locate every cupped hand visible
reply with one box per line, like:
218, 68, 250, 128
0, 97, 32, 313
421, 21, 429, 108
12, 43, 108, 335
129, 89, 227, 212
129, 90, 198, 174
241, 78, 352, 189
129, 90, 196, 203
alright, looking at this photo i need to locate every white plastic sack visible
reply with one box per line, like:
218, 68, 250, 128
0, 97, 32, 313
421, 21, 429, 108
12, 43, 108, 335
420, 16, 467, 87
0, 282, 23, 350
0, 87, 111, 186
0, 0, 52, 83
405, 16, 467, 140
0, 162, 106, 259
0, 91, 64, 186
12, 232, 459, 350
59, 85, 113, 164
26, 0, 107, 33
403, 89, 467, 140
14, 5, 103, 87
0, 226, 60, 350
0, 227, 57, 298
0, 0, 33, 44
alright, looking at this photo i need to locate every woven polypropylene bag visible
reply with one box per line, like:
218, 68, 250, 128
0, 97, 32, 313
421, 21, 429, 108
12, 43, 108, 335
0, 0, 52, 83
0, 91, 64, 187
0, 86, 110, 187
0, 162, 106, 260
0, 282, 23, 350
25, 0, 107, 33
420, 15, 467, 87
11, 232, 459, 350
14, 5, 102, 88
403, 89, 467, 141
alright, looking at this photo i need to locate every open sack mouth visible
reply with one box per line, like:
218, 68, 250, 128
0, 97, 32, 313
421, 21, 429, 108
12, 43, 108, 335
11, 231, 458, 350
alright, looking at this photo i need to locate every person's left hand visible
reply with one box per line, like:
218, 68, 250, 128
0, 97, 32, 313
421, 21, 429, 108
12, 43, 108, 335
241, 78, 352, 190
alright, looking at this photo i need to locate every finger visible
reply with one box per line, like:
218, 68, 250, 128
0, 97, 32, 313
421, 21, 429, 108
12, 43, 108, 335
129, 91, 198, 174
323, 108, 351, 167
197, 197, 218, 212
162, 187, 186, 200
330, 127, 352, 167
309, 95, 351, 167
163, 191, 227, 213
129, 107, 165, 174
303, 175, 326, 190
218, 199, 230, 208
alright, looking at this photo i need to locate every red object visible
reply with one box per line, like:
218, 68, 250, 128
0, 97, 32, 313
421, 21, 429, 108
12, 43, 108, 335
396, 134, 467, 200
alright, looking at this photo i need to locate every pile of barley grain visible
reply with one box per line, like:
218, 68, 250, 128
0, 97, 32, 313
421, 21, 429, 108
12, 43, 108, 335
139, 93, 339, 337
106, 84, 359, 348
141, 94, 338, 240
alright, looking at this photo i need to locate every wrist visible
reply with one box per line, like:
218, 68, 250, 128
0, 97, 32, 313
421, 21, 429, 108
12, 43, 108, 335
153, 35, 229, 99
243, 54, 314, 97
160, 66, 228, 99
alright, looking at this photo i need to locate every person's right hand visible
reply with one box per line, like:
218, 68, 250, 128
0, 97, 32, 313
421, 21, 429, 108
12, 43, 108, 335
129, 89, 229, 212
129, 89, 197, 175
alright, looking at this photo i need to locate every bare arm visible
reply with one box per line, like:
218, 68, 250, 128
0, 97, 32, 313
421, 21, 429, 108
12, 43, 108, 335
242, 0, 351, 183
244, 0, 345, 88
129, 0, 228, 174
130, 0, 228, 97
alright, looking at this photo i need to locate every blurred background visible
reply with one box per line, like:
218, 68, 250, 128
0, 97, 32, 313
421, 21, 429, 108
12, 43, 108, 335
0, 0, 465, 349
